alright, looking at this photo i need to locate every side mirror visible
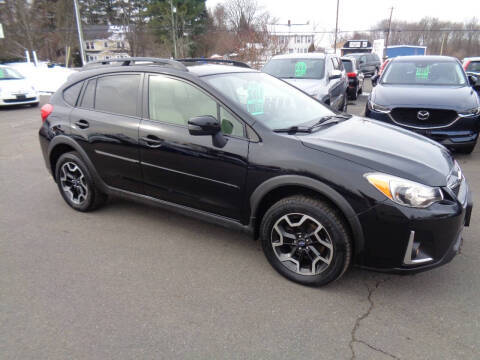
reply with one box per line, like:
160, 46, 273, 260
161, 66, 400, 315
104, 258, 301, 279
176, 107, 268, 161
188, 115, 220, 136
371, 74, 379, 87
359, 60, 365, 64
468, 74, 478, 87
329, 69, 342, 80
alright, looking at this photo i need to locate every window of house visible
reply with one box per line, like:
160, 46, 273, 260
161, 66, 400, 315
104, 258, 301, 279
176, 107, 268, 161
95, 75, 140, 116
104, 41, 108, 48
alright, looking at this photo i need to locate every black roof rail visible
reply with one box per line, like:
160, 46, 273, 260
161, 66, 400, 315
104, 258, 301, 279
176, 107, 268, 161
82, 57, 188, 71
177, 58, 251, 69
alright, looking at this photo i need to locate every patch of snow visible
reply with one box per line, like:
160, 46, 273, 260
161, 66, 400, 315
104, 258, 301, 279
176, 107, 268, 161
6, 62, 77, 94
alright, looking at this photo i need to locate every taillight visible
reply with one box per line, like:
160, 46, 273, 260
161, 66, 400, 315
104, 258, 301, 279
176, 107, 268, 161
41, 104, 53, 122
347, 72, 357, 78
463, 60, 471, 71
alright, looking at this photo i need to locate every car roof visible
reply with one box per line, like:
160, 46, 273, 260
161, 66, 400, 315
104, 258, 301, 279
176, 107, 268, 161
270, 53, 327, 60
464, 57, 480, 62
340, 57, 354, 61
392, 55, 458, 63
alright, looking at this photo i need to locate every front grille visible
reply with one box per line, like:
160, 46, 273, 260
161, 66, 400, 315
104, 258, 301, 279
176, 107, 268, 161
3, 97, 36, 103
390, 108, 458, 129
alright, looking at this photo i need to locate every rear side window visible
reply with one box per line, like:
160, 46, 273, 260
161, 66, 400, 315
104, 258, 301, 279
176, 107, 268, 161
63, 81, 83, 106
95, 74, 140, 117
341, 60, 353, 72
466, 61, 480, 72
80, 79, 96, 109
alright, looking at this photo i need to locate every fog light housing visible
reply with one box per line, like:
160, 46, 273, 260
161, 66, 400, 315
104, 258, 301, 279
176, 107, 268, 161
403, 231, 433, 265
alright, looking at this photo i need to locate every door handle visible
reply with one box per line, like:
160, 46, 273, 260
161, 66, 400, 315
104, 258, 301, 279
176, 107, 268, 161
141, 135, 163, 148
75, 119, 89, 129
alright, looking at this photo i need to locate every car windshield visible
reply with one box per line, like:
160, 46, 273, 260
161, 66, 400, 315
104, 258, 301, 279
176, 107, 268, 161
381, 60, 467, 86
204, 72, 334, 130
0, 67, 24, 80
466, 61, 480, 72
342, 60, 353, 72
263, 58, 325, 79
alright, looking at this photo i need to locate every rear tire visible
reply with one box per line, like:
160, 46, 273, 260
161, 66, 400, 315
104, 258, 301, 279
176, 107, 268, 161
260, 195, 352, 287
342, 94, 348, 112
55, 151, 107, 212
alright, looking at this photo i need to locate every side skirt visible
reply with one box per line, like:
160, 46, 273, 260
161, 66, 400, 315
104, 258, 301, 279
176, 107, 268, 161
106, 186, 254, 236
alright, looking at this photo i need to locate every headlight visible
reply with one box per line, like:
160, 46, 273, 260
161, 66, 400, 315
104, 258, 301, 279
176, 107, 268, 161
458, 106, 480, 117
365, 172, 443, 208
367, 100, 391, 113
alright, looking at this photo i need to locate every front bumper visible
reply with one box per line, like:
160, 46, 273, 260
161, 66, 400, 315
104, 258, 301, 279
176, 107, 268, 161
366, 109, 480, 148
356, 179, 472, 273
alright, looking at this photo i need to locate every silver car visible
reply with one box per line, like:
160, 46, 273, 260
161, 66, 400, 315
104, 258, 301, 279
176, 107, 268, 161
262, 53, 349, 112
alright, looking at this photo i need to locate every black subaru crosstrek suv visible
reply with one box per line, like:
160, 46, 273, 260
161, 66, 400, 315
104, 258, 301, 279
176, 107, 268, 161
366, 56, 480, 153
39, 58, 472, 286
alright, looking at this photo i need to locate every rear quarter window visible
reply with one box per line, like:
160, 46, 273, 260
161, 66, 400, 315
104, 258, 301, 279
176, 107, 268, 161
63, 81, 83, 106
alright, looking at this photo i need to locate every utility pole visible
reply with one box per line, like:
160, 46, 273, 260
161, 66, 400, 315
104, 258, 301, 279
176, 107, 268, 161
385, 7, 394, 52
170, 0, 177, 58
73, 0, 86, 66
440, 32, 447, 55
333, 0, 340, 53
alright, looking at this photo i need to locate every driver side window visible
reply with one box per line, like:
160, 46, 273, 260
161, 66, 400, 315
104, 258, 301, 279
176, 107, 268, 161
148, 75, 245, 137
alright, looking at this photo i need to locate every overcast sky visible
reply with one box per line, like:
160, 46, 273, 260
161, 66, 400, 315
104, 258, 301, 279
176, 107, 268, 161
206, 0, 480, 32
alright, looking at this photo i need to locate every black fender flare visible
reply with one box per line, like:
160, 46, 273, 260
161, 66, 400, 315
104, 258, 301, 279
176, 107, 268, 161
249, 175, 365, 255
47, 135, 108, 193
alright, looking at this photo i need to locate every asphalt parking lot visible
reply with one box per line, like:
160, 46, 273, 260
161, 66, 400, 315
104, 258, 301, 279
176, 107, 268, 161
1, 80, 479, 359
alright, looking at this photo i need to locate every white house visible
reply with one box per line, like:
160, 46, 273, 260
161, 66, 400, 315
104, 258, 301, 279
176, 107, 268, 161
268, 21, 318, 55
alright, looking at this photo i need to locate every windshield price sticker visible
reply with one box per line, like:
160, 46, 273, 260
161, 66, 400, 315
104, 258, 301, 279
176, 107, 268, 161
295, 61, 307, 77
416, 65, 430, 80
246, 83, 265, 115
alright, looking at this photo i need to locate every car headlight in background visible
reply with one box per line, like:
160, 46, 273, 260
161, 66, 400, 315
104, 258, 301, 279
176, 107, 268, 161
367, 100, 391, 113
365, 172, 443, 208
458, 106, 480, 117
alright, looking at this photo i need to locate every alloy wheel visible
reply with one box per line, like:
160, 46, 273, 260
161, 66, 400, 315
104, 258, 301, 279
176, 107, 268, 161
59, 162, 88, 205
271, 213, 334, 275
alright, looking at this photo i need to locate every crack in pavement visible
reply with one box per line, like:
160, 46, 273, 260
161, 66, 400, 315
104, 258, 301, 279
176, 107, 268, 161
349, 277, 400, 360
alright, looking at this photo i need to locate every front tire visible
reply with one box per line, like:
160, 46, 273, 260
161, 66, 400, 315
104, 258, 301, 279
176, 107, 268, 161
260, 195, 352, 286
55, 151, 107, 212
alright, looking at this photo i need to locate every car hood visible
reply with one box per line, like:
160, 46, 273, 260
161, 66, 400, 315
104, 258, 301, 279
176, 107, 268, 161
372, 84, 478, 110
0, 78, 34, 93
283, 78, 326, 96
300, 117, 454, 186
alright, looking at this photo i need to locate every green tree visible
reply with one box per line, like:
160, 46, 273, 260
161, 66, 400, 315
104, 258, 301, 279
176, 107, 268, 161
148, 0, 208, 57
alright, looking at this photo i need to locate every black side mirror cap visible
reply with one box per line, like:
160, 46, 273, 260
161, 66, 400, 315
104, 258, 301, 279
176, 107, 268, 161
371, 74, 379, 86
188, 115, 221, 136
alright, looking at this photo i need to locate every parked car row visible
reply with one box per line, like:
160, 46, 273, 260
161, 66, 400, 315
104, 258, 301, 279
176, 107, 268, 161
39, 57, 472, 287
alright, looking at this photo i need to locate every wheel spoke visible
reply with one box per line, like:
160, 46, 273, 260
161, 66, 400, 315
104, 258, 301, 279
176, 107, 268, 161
309, 245, 331, 265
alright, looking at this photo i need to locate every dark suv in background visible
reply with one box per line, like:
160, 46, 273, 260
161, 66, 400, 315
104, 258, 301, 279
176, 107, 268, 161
262, 53, 348, 111
366, 56, 480, 153
39, 58, 472, 286
347, 53, 381, 76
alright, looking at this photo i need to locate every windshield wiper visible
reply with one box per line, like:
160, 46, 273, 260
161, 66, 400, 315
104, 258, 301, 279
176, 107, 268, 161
308, 114, 352, 129
273, 114, 352, 134
273, 125, 312, 134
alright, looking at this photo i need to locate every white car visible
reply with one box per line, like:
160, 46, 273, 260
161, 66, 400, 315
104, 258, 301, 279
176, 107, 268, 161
0, 65, 39, 107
